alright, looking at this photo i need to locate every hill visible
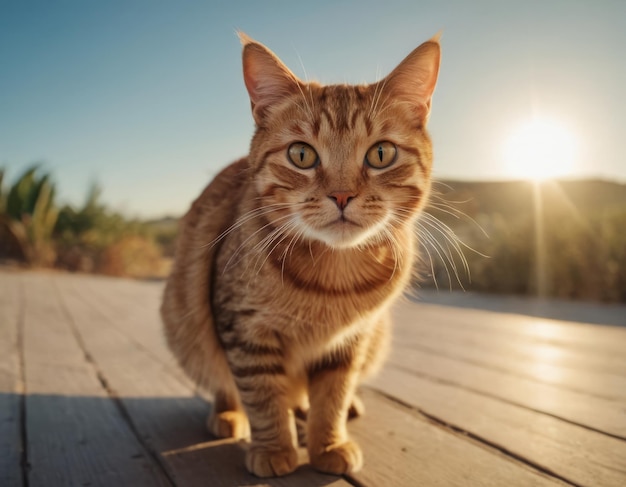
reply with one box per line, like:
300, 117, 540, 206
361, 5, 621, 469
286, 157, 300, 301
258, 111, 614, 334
419, 179, 626, 302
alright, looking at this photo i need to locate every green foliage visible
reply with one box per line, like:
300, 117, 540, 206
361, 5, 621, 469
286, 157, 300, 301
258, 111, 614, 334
0, 166, 168, 276
54, 182, 155, 274
0, 165, 59, 265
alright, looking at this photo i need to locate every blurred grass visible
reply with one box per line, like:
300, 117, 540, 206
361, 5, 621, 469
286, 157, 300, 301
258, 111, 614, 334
0, 166, 177, 279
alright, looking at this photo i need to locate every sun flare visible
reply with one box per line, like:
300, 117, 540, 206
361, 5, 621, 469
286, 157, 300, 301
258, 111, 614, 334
503, 118, 578, 181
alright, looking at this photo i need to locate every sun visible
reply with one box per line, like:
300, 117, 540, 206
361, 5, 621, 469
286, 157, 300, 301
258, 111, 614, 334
502, 118, 578, 181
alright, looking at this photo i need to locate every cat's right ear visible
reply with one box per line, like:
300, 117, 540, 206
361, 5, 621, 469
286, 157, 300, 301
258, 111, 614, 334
239, 32, 302, 125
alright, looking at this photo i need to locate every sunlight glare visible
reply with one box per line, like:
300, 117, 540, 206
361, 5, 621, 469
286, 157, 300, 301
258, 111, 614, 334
503, 118, 577, 181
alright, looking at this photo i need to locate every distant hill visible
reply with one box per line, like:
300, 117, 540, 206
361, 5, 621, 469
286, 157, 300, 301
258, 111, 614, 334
430, 179, 626, 222
420, 178, 626, 302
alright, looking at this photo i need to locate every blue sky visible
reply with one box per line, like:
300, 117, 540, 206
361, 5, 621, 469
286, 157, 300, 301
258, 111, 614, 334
1, 0, 625, 218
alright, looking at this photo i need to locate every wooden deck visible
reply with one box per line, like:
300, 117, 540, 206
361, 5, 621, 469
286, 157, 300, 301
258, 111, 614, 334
1, 270, 625, 487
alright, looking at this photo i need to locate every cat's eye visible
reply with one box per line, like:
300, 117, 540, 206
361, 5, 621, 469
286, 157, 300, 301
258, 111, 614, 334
288, 142, 319, 169
365, 141, 397, 169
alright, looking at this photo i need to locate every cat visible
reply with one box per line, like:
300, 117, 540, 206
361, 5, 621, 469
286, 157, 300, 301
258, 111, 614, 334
161, 32, 440, 478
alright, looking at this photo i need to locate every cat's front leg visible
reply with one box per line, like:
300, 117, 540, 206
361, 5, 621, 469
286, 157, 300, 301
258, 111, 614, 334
306, 353, 364, 475
232, 368, 298, 477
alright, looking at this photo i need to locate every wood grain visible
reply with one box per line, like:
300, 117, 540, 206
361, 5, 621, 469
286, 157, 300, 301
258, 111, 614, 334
368, 366, 626, 487
20, 273, 172, 487
386, 342, 626, 438
393, 305, 626, 377
350, 389, 567, 487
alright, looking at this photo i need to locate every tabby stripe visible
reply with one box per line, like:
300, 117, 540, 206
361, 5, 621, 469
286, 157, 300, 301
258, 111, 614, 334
244, 396, 275, 412
396, 143, 426, 172
235, 382, 257, 393
222, 340, 283, 356
349, 107, 361, 131
270, 256, 393, 296
254, 143, 290, 175
231, 364, 285, 377
320, 107, 336, 130
364, 116, 373, 137
312, 118, 321, 137
260, 184, 293, 199
268, 162, 309, 187
250, 426, 282, 443
307, 348, 355, 379
217, 317, 236, 333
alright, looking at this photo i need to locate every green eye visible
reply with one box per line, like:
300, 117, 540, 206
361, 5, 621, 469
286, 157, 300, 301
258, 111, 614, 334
288, 142, 319, 169
365, 141, 397, 169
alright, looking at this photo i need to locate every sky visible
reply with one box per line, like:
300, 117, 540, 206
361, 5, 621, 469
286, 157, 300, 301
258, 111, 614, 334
1, 0, 625, 218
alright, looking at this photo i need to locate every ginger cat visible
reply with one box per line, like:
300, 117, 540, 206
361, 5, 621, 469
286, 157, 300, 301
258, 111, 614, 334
161, 33, 440, 477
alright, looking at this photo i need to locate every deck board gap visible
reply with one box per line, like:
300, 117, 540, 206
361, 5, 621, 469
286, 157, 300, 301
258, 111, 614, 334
63, 279, 192, 391
16, 278, 29, 487
53, 281, 178, 487
386, 362, 626, 442
366, 386, 582, 487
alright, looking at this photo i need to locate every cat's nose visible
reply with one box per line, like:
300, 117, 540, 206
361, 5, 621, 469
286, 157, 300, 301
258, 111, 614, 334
328, 191, 357, 211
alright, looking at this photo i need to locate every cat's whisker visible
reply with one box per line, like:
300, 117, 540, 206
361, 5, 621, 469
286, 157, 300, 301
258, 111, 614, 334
254, 220, 299, 278
201, 202, 298, 250
222, 211, 289, 263
420, 214, 470, 274
427, 199, 489, 238
381, 228, 400, 281
223, 212, 297, 274
280, 228, 305, 285
421, 212, 489, 259
417, 231, 439, 290
369, 76, 390, 119
417, 219, 468, 290
418, 219, 469, 280
416, 226, 457, 290
289, 73, 315, 122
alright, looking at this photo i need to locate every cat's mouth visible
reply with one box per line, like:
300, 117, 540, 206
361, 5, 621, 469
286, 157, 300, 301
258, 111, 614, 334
325, 216, 361, 228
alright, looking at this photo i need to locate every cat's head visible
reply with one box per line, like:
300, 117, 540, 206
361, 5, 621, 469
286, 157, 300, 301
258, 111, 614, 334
241, 33, 440, 250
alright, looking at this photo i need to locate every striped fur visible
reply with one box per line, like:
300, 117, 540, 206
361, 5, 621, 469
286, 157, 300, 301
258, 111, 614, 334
161, 33, 440, 477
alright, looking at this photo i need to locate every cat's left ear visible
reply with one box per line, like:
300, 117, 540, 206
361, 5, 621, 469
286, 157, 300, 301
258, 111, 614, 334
382, 34, 441, 122
239, 32, 302, 125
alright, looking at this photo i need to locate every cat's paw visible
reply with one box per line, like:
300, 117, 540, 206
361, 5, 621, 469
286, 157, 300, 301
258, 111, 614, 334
207, 410, 250, 439
310, 440, 363, 474
348, 395, 365, 420
245, 445, 299, 477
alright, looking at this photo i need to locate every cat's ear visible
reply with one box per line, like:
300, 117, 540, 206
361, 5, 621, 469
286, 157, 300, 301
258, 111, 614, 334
239, 32, 302, 125
382, 34, 441, 122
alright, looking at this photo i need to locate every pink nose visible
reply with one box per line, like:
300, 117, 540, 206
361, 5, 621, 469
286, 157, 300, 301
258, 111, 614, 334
328, 191, 357, 210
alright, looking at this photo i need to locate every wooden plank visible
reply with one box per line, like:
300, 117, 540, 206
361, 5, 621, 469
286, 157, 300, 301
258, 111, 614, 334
392, 324, 626, 400
57, 273, 190, 389
349, 389, 567, 487
368, 366, 626, 487
387, 342, 626, 438
399, 300, 626, 356
0, 272, 23, 487
19, 273, 172, 487
393, 305, 626, 377
56, 274, 352, 486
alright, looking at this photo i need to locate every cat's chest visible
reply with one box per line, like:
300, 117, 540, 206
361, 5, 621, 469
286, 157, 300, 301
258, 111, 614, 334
213, 237, 408, 337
